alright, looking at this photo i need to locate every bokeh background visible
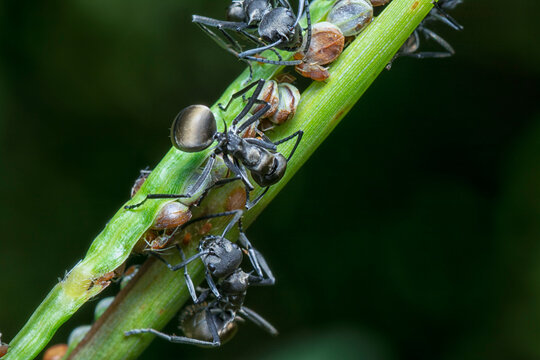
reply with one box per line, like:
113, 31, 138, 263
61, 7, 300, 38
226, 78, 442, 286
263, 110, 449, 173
1, 0, 540, 359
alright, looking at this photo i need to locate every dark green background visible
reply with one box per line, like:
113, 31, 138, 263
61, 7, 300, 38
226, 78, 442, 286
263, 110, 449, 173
1, 0, 540, 359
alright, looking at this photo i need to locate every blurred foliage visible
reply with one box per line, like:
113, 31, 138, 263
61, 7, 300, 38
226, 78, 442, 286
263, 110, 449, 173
0, 0, 539, 359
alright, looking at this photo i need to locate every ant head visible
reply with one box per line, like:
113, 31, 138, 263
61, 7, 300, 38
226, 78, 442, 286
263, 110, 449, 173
203, 238, 243, 278
226, 1, 246, 22
259, 7, 302, 49
245, 0, 272, 25
171, 105, 217, 153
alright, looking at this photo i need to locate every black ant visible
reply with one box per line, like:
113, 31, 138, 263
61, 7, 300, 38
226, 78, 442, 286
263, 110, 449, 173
388, 0, 463, 67
192, 0, 312, 80
124, 210, 277, 347
125, 79, 303, 210
124, 288, 278, 347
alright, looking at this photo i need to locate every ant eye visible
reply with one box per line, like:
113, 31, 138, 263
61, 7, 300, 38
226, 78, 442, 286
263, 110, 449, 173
171, 105, 217, 153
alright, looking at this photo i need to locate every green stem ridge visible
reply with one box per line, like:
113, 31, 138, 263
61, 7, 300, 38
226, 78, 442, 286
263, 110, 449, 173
4, 0, 434, 359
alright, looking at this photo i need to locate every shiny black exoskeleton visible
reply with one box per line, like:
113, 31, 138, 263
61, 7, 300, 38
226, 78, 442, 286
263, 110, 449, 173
124, 210, 277, 347
388, 0, 463, 67
192, 0, 312, 78
148, 209, 275, 301
125, 285, 278, 347
125, 79, 303, 209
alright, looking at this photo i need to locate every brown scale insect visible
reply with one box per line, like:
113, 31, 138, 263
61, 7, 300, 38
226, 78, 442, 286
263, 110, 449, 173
43, 344, 68, 360
294, 22, 345, 81
371, 0, 391, 6
129, 169, 193, 251
251, 80, 301, 125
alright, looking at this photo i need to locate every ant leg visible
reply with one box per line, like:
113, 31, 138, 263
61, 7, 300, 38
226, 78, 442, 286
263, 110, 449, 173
231, 81, 267, 129
274, 130, 303, 161
431, 2, 463, 31
251, 249, 276, 285
124, 154, 216, 209
245, 186, 269, 209
238, 307, 278, 336
183, 210, 243, 233
236, 218, 263, 278
235, 101, 270, 134
205, 269, 221, 299
244, 137, 277, 151
386, 32, 420, 69
223, 154, 254, 191
204, 308, 222, 346
245, 60, 254, 83
174, 209, 244, 239
239, 30, 283, 61
298, 0, 312, 55
238, 39, 283, 59
194, 176, 242, 207
178, 245, 199, 303
219, 79, 263, 113
233, 157, 252, 189
124, 328, 221, 347
192, 15, 249, 31
242, 55, 302, 66
408, 27, 455, 58
194, 22, 241, 57
150, 248, 206, 272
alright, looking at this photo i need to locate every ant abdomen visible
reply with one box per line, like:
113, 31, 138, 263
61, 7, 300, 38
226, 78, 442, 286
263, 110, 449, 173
171, 105, 217, 153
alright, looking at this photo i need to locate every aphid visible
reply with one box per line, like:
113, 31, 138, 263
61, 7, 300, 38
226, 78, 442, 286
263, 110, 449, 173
388, 0, 463, 67
294, 22, 345, 81
370, 0, 391, 6
327, 0, 373, 37
251, 80, 301, 125
125, 210, 277, 347
125, 79, 303, 210
192, 0, 312, 79
43, 344, 68, 360
130, 169, 151, 198
130, 169, 193, 251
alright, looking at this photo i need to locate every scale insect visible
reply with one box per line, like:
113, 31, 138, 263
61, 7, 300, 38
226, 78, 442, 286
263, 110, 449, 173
125, 210, 277, 347
192, 0, 312, 80
125, 79, 303, 210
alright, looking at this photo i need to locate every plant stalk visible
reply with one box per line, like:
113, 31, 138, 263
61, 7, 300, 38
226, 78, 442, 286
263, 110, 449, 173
3, 0, 435, 359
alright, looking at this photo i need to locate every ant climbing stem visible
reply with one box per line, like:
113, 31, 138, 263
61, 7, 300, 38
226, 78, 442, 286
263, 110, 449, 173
125, 208, 278, 347
125, 79, 303, 211
193, 0, 312, 81
150, 209, 274, 302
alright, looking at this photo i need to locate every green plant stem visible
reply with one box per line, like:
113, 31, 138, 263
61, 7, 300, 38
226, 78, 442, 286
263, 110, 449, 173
3, 1, 434, 359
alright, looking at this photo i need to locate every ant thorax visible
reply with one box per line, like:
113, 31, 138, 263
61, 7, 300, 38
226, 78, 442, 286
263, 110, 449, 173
259, 7, 302, 50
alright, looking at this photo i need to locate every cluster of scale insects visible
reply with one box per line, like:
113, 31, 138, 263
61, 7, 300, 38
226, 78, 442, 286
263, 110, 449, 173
35, 1, 463, 357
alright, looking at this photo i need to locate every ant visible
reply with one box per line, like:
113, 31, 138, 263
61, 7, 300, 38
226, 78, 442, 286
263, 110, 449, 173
192, 0, 312, 80
388, 0, 463, 67
125, 79, 303, 210
124, 210, 277, 347
149, 209, 274, 301
124, 288, 278, 347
